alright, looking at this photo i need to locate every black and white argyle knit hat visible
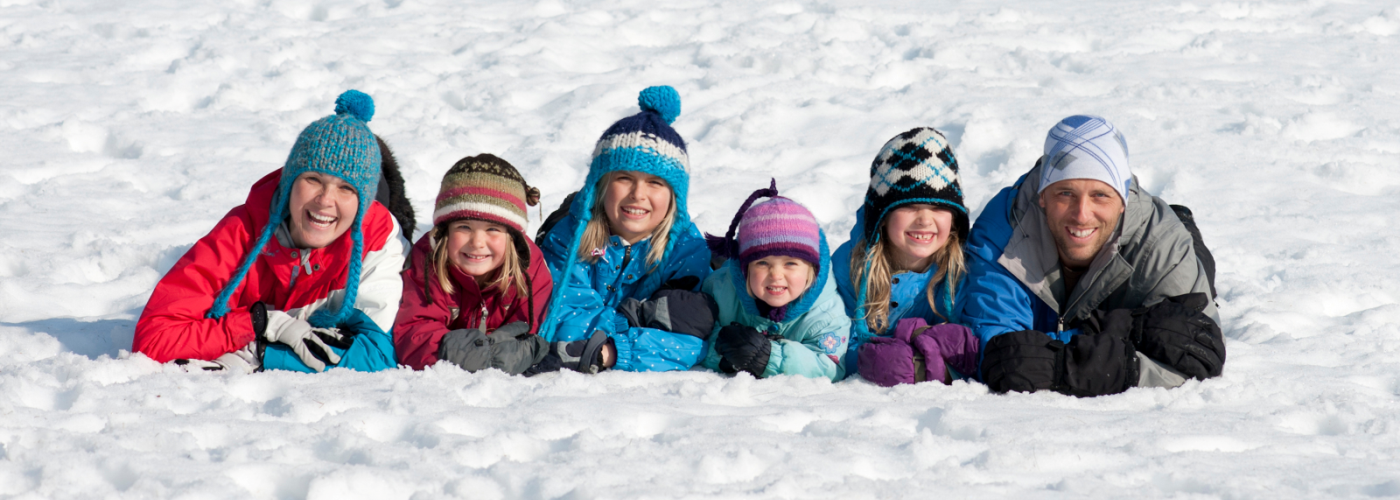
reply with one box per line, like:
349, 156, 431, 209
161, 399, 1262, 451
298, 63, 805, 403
862, 127, 969, 246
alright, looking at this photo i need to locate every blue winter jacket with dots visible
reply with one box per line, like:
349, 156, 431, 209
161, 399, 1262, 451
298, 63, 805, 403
539, 211, 713, 372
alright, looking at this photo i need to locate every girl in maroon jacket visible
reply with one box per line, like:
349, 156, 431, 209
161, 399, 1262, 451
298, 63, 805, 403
393, 154, 553, 374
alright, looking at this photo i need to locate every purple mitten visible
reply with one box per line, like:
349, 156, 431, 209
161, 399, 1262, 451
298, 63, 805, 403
858, 336, 915, 387
919, 323, 980, 379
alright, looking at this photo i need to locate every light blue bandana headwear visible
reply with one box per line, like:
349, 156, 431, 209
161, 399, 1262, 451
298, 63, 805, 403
206, 90, 382, 328
1039, 115, 1130, 201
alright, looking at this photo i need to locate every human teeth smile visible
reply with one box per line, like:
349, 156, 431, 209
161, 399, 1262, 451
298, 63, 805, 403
622, 207, 648, 215
308, 212, 336, 226
906, 231, 936, 242
1068, 227, 1095, 238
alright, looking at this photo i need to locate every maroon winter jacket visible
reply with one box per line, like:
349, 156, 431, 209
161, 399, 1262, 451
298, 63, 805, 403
393, 232, 552, 370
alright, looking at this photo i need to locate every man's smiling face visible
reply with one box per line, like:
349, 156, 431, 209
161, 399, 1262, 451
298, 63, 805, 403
1039, 178, 1124, 269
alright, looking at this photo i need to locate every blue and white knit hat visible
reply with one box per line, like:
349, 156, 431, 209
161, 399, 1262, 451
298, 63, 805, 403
863, 127, 968, 245
207, 90, 383, 328
1039, 115, 1130, 201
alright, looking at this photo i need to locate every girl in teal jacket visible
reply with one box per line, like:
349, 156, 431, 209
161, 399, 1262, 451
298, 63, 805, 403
700, 181, 849, 381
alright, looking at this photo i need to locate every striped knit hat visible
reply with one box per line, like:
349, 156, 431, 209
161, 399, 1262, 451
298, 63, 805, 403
708, 179, 822, 273
434, 153, 540, 233
708, 179, 833, 321
207, 90, 382, 328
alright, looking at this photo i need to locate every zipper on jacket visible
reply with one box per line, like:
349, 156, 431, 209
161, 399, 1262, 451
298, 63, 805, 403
479, 303, 489, 331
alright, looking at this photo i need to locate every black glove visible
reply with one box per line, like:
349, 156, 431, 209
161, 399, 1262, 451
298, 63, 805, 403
617, 288, 719, 340
983, 330, 1139, 397
1132, 293, 1225, 380
714, 323, 771, 378
1060, 331, 1138, 397
982, 330, 1060, 394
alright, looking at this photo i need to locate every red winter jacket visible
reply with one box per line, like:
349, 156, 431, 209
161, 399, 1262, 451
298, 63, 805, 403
134, 169, 407, 363
393, 232, 553, 370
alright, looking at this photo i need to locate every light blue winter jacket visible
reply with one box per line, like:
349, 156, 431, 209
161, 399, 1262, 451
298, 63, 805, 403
699, 237, 849, 381
539, 211, 713, 372
833, 211, 966, 378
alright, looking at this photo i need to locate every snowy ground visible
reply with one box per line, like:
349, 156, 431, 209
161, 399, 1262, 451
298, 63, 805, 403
3, 0, 1400, 498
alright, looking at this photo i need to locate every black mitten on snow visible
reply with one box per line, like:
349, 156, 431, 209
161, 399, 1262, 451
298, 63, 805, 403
617, 288, 719, 340
1132, 293, 1225, 380
981, 330, 1061, 394
714, 323, 771, 378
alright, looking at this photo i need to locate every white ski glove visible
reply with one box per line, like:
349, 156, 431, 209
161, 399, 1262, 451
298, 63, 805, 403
174, 344, 260, 374
262, 309, 348, 372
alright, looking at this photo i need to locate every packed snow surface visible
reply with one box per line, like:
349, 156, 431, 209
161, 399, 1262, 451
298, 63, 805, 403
3, 0, 1400, 498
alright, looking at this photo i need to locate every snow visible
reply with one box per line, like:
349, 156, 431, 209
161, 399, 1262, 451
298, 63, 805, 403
2, 0, 1399, 497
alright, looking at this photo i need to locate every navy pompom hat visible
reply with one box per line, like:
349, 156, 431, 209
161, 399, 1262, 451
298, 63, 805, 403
206, 90, 383, 328
537, 86, 691, 335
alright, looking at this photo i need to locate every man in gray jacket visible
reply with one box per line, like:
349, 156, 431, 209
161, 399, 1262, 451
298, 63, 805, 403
959, 115, 1224, 397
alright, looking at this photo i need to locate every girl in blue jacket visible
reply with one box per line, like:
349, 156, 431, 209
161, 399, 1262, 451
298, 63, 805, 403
535, 86, 712, 373
701, 181, 850, 381
834, 127, 977, 384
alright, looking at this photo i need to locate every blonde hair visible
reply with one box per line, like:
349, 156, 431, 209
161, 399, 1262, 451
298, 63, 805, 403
576, 171, 676, 269
430, 221, 529, 298
850, 228, 965, 333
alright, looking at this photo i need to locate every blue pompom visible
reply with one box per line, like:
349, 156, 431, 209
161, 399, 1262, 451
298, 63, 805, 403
334, 90, 375, 122
637, 86, 681, 125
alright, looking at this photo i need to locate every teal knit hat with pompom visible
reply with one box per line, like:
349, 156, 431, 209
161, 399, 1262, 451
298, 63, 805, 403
206, 90, 382, 328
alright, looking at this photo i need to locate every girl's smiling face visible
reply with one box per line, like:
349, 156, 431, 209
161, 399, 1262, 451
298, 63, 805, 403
603, 171, 672, 244
883, 204, 955, 271
746, 255, 815, 308
445, 219, 511, 285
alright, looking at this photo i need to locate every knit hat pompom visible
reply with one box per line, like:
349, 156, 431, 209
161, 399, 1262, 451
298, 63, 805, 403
334, 90, 375, 122
637, 86, 681, 125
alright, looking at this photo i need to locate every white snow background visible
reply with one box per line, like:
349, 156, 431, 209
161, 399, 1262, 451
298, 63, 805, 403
2, 0, 1400, 498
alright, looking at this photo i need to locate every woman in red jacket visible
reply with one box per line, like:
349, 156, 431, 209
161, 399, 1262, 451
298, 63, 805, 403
134, 90, 407, 373
394, 154, 553, 374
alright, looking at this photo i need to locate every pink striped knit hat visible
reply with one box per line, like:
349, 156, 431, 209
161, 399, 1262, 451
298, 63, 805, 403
707, 179, 822, 274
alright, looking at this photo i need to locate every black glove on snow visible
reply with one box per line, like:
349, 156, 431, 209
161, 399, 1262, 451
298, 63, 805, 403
982, 329, 1139, 397
617, 288, 719, 340
1060, 331, 1139, 397
714, 323, 772, 378
1132, 293, 1225, 380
